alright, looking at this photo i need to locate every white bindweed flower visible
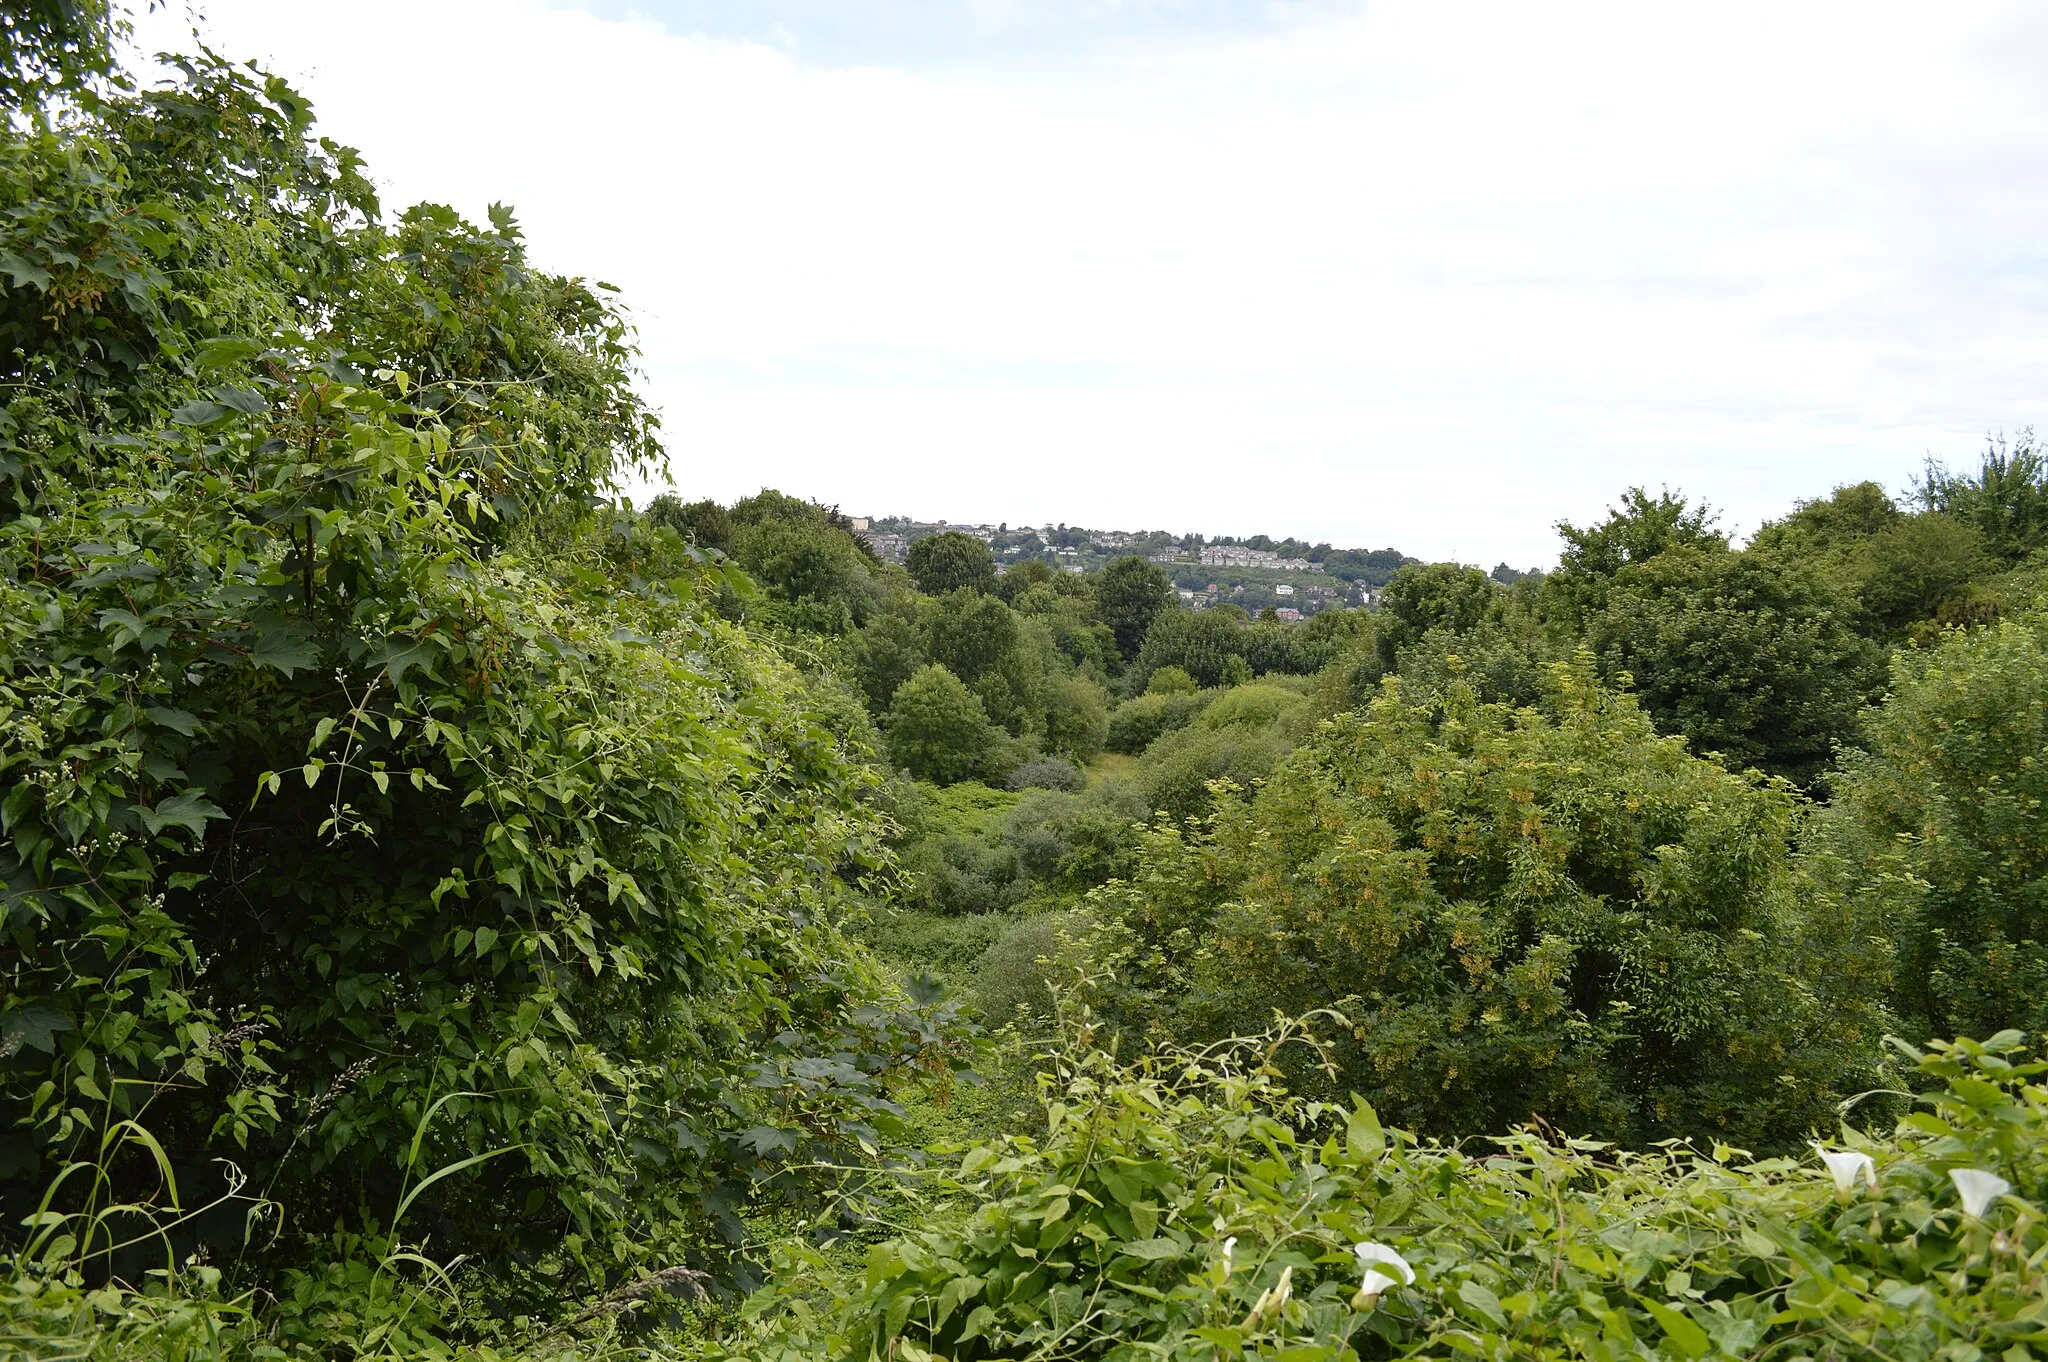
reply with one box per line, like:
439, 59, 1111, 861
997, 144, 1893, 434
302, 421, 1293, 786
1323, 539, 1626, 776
1353, 1242, 1415, 1286
1220, 1236, 1237, 1279
1351, 1241, 1414, 1308
1812, 1144, 1877, 1196
1951, 1168, 2012, 1219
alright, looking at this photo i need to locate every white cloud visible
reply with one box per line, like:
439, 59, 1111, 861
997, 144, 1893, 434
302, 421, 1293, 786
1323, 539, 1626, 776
133, 0, 2048, 563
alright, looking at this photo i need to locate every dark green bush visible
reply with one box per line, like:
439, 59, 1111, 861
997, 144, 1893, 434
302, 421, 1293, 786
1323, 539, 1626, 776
1106, 690, 1214, 754
1820, 614, 2048, 1041
1000, 784, 1149, 894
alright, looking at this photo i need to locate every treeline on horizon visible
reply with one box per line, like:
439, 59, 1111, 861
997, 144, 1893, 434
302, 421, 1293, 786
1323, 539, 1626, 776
5, 7, 2048, 1359
647, 447, 2043, 793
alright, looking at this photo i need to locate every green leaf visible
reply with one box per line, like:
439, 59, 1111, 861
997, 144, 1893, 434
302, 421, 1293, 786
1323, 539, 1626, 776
169, 399, 232, 426
932, 1275, 981, 1332
250, 637, 321, 676
138, 790, 226, 836
1115, 1237, 1184, 1261
1456, 1280, 1506, 1327
957, 1305, 997, 1345
1633, 1295, 1709, 1359
1346, 1097, 1386, 1161
0, 252, 54, 290
210, 384, 268, 414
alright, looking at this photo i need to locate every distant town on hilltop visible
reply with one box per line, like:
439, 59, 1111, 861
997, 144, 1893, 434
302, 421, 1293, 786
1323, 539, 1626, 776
849, 515, 1544, 619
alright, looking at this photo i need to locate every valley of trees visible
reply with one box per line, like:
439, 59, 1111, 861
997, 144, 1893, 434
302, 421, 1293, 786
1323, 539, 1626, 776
6, 12, 2048, 1360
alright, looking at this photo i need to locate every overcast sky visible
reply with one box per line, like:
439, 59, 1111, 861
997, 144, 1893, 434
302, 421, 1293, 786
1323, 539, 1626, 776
135, 1, 2048, 566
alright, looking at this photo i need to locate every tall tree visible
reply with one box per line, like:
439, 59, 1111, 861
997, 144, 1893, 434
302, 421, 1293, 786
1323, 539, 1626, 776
1917, 434, 2048, 565
906, 529, 997, 595
1095, 554, 1173, 659
1583, 544, 1881, 785
1547, 487, 1727, 625
887, 663, 1007, 784
1822, 616, 2048, 1041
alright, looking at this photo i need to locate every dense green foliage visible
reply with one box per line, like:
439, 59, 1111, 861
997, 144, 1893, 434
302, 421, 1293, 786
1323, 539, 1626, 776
726, 1026, 2048, 1362
1094, 556, 1173, 660
1918, 434, 2048, 565
0, 48, 950, 1351
0, 0, 119, 103
1581, 545, 1882, 785
1820, 616, 2048, 1042
11, 22, 2048, 1362
907, 531, 998, 598
1093, 659, 1874, 1148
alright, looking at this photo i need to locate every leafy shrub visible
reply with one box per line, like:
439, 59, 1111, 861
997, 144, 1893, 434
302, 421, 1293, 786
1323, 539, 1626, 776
724, 1025, 2048, 1362
1375, 562, 1504, 656
1133, 720, 1297, 825
972, 911, 1096, 1025
1145, 665, 1198, 695
888, 664, 1010, 784
1095, 556, 1173, 660
1394, 620, 1549, 709
1005, 757, 1085, 793
1106, 691, 1214, 754
907, 530, 998, 596
1821, 614, 2048, 1041
1583, 545, 1884, 785
893, 782, 1027, 916
1040, 673, 1110, 761
1918, 433, 2048, 565
859, 907, 1015, 983
1098, 656, 1883, 1148
999, 784, 1150, 895
919, 589, 1041, 737
1135, 610, 1246, 689
1194, 681, 1310, 732
1239, 619, 1320, 676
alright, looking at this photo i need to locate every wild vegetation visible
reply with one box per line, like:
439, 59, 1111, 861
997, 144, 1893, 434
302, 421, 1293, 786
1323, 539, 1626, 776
6, 11, 2048, 1361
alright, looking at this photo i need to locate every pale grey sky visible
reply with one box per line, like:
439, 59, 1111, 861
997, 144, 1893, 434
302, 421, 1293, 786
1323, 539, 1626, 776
136, 1, 2048, 565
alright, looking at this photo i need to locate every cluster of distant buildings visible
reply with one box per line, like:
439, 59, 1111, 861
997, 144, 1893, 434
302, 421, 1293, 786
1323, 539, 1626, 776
849, 515, 1384, 618
851, 518, 1143, 569
1156, 545, 1324, 572
848, 518, 911, 562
